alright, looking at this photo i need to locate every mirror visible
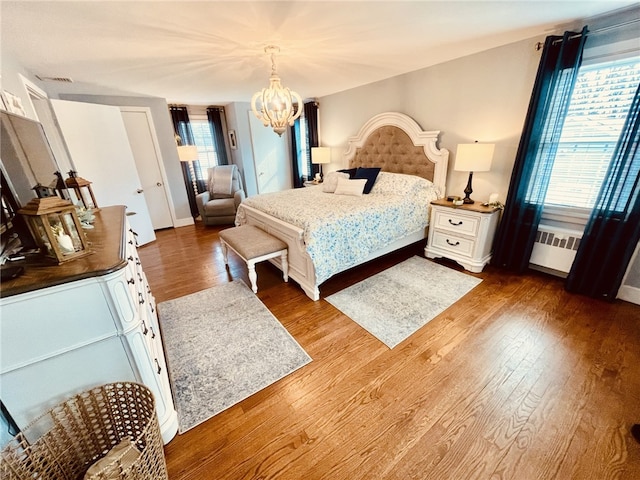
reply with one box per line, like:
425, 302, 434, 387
1, 110, 61, 207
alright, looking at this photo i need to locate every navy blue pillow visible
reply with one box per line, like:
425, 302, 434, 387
337, 168, 357, 179
354, 167, 381, 194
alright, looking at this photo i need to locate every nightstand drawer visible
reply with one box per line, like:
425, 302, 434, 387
433, 210, 480, 237
430, 231, 475, 257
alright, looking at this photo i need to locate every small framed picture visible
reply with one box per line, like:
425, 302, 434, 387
3, 91, 27, 117
228, 129, 238, 150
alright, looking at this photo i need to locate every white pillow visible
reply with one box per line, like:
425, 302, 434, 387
334, 177, 367, 196
322, 171, 350, 193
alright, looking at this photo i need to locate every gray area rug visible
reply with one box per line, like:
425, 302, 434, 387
158, 280, 311, 433
326, 256, 482, 348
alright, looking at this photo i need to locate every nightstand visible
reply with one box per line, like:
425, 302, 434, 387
425, 198, 501, 272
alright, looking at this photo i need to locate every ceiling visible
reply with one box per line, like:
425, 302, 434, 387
2, 1, 636, 105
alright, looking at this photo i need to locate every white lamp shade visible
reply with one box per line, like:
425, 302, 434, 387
311, 147, 331, 164
177, 145, 199, 162
455, 143, 494, 172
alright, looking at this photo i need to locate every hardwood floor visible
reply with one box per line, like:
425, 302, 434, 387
139, 222, 640, 480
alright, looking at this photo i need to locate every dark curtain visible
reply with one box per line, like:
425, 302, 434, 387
290, 101, 319, 188
291, 120, 303, 188
566, 83, 640, 299
203, 107, 230, 193
492, 27, 588, 272
305, 101, 320, 179
206, 107, 229, 166
169, 106, 200, 217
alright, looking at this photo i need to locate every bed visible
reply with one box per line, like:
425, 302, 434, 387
235, 111, 449, 300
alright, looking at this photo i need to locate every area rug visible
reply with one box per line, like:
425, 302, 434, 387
157, 280, 311, 433
326, 256, 482, 348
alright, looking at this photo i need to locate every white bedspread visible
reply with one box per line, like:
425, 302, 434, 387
236, 172, 441, 285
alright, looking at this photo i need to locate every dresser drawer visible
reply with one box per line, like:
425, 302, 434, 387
433, 209, 480, 237
430, 231, 475, 257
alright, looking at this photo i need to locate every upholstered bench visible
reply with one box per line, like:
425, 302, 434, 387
219, 225, 288, 293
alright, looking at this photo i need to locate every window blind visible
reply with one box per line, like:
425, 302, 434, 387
544, 57, 640, 210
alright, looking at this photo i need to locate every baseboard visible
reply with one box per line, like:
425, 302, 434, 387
617, 284, 640, 305
173, 217, 195, 228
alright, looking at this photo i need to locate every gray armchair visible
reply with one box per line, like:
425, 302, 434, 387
196, 165, 246, 225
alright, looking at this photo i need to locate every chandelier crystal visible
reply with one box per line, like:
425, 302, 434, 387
251, 46, 303, 136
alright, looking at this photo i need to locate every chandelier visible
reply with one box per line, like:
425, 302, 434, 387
251, 45, 303, 136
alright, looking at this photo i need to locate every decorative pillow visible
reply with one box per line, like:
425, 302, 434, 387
322, 171, 350, 193
333, 177, 367, 197
84, 438, 140, 479
337, 168, 357, 178
370, 171, 434, 195
354, 167, 382, 194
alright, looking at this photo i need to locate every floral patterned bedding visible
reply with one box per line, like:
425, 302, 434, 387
236, 172, 442, 285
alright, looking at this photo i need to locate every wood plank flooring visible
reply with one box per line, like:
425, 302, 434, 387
138, 222, 640, 480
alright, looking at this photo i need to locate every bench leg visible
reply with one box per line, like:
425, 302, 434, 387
281, 250, 289, 283
220, 240, 229, 265
247, 260, 258, 293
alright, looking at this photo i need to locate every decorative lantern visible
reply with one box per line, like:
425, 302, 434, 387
65, 170, 99, 211
18, 197, 91, 264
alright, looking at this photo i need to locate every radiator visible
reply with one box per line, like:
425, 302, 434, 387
529, 224, 583, 275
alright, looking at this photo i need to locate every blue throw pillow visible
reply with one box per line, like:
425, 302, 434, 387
337, 168, 357, 178
354, 167, 381, 194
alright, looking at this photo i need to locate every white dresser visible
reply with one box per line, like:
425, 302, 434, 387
425, 199, 501, 273
0, 206, 178, 445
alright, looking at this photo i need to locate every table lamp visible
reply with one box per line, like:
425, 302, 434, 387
311, 147, 331, 182
454, 142, 494, 204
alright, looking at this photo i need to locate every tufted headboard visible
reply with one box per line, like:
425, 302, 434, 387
343, 112, 449, 195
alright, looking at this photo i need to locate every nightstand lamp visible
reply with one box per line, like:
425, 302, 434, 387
311, 147, 331, 182
454, 142, 494, 204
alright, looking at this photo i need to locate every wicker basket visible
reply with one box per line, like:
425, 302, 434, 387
0, 382, 168, 480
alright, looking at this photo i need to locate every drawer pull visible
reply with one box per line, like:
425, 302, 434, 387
155, 358, 162, 374
142, 320, 149, 335
150, 326, 156, 339
448, 219, 463, 226
446, 239, 460, 246
127, 255, 134, 262
127, 278, 135, 285
138, 292, 145, 304
128, 239, 134, 245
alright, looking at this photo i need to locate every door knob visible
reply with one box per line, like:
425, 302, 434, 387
156, 182, 162, 187
136, 188, 144, 194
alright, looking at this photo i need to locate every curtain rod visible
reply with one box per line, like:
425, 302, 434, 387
535, 17, 640, 50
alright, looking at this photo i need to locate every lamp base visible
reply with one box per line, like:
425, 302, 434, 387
462, 171, 475, 204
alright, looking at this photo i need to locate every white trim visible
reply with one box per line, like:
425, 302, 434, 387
19, 74, 47, 120
343, 111, 449, 194
617, 285, 640, 305
618, 240, 640, 305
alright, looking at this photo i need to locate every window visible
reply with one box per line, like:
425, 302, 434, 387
544, 57, 640, 211
189, 118, 221, 179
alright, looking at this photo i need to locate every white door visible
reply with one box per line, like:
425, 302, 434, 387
120, 107, 174, 230
50, 99, 156, 245
247, 111, 292, 194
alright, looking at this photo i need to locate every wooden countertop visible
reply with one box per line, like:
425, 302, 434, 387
431, 198, 501, 214
0, 206, 129, 298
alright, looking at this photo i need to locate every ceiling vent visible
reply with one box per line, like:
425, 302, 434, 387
35, 75, 74, 83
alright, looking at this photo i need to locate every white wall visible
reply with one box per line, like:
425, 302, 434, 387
319, 36, 539, 204
225, 102, 258, 197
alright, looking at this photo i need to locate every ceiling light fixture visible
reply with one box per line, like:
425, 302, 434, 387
251, 45, 303, 136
